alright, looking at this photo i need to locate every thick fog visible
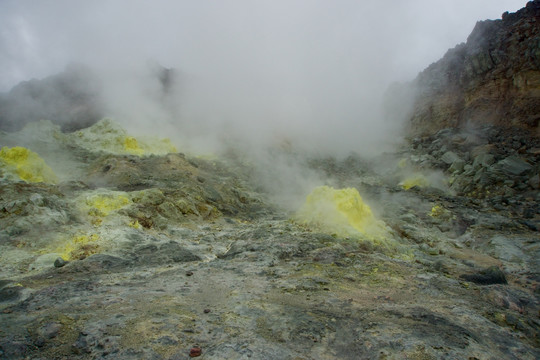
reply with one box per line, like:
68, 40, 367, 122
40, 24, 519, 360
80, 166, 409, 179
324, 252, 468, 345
0, 0, 525, 156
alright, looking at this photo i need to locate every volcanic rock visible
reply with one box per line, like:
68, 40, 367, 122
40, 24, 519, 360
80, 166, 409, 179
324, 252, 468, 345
405, 1, 540, 137
495, 155, 533, 176
460, 266, 508, 285
0, 3, 539, 359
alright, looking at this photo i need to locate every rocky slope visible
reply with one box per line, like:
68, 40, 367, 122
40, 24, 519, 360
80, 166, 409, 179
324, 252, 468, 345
0, 2, 539, 359
0, 119, 539, 359
406, 0, 540, 137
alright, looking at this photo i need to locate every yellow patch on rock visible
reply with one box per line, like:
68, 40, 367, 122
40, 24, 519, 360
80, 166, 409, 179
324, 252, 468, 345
0, 146, 58, 184
69, 118, 177, 156
295, 186, 388, 241
57, 233, 100, 260
123, 136, 145, 156
399, 174, 429, 190
84, 192, 131, 217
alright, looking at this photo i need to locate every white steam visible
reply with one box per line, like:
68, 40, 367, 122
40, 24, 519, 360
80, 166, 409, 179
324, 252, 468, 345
0, 0, 525, 157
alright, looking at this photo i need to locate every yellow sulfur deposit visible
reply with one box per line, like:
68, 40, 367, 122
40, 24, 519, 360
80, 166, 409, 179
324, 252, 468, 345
123, 136, 145, 156
430, 205, 444, 217
128, 220, 141, 229
398, 158, 408, 168
295, 186, 388, 240
429, 204, 452, 220
57, 233, 100, 260
84, 192, 131, 217
399, 174, 429, 190
0, 146, 58, 184
69, 119, 177, 156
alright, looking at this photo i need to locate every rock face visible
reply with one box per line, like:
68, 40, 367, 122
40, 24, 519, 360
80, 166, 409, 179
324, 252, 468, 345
407, 125, 539, 203
407, 0, 540, 137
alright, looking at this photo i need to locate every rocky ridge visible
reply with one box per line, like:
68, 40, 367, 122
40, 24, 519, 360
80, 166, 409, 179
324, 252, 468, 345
406, 0, 540, 137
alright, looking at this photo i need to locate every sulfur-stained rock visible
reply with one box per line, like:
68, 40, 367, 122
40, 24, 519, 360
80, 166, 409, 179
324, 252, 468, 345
295, 186, 388, 241
0, 146, 58, 184
60, 118, 177, 157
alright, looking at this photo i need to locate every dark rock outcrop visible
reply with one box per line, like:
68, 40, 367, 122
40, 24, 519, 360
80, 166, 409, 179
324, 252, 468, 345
406, 0, 540, 137
460, 266, 508, 285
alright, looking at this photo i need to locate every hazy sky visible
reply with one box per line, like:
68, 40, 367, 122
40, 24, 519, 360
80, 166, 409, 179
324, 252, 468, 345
0, 0, 527, 154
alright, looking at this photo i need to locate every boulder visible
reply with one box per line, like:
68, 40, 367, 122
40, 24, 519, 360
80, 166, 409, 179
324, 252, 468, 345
472, 153, 495, 169
493, 155, 533, 176
441, 151, 461, 165
449, 159, 466, 173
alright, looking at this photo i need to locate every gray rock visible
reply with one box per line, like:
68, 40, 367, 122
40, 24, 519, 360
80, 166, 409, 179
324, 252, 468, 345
489, 235, 525, 264
472, 153, 495, 169
37, 322, 62, 339
473, 167, 486, 183
435, 128, 455, 138
134, 241, 201, 265
528, 174, 539, 189
449, 159, 466, 173
495, 155, 533, 176
441, 151, 461, 165
75, 254, 132, 271
54, 257, 68, 268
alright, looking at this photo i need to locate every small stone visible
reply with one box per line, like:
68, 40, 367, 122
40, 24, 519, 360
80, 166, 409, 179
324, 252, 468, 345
34, 337, 46, 348
38, 322, 62, 339
186, 271, 194, 277
54, 257, 68, 268
189, 347, 202, 357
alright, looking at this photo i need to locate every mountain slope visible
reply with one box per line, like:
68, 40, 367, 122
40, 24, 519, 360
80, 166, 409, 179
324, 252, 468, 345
407, 0, 540, 136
